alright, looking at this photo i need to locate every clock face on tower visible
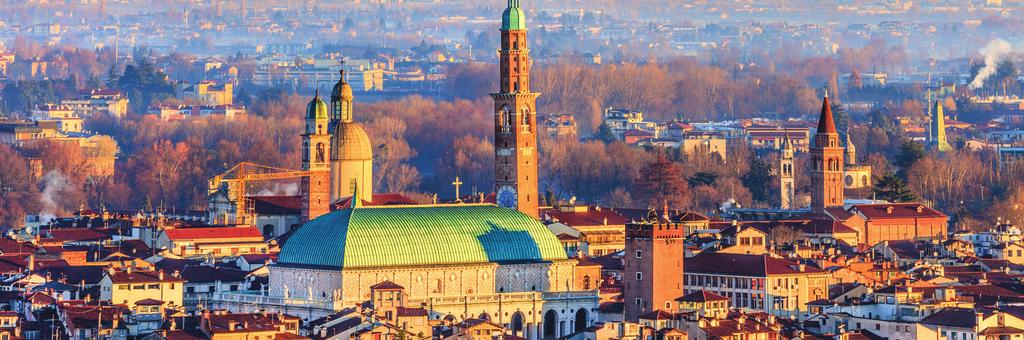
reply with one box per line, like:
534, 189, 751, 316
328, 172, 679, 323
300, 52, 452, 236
497, 185, 518, 209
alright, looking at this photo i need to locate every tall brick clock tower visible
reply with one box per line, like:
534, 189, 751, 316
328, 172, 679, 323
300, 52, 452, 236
493, 0, 540, 219
811, 89, 845, 213
301, 91, 331, 221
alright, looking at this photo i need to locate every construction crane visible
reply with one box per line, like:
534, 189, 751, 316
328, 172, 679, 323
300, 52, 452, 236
208, 162, 309, 225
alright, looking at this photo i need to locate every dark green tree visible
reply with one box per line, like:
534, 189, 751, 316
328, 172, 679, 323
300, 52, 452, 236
895, 141, 925, 173
688, 172, 718, 187
873, 173, 916, 202
595, 122, 617, 144
742, 158, 773, 203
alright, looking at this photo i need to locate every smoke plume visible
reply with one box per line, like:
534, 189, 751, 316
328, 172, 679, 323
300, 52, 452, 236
255, 182, 300, 196
969, 39, 1013, 90
38, 170, 71, 223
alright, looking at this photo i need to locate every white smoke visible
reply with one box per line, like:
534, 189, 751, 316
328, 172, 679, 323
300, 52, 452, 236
38, 170, 71, 223
254, 182, 300, 196
969, 39, 1013, 90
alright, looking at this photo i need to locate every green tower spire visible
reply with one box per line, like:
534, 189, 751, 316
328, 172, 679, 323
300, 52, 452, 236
929, 100, 952, 153
502, 0, 525, 30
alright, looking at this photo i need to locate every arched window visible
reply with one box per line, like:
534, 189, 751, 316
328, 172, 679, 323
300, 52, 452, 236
315, 143, 326, 163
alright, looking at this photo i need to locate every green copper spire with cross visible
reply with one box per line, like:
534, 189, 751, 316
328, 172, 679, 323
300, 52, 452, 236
502, 0, 525, 30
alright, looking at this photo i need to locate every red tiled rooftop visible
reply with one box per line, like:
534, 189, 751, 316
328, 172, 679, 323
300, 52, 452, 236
544, 207, 629, 227
851, 203, 947, 219
164, 226, 263, 241
676, 290, 729, 303
686, 253, 826, 276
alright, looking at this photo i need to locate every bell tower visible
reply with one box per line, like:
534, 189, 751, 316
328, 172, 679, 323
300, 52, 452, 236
301, 91, 332, 221
779, 133, 795, 210
493, 0, 540, 218
811, 89, 845, 213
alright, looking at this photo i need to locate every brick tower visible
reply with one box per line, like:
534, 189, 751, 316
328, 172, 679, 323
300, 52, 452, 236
301, 91, 331, 221
811, 90, 845, 213
623, 220, 685, 321
493, 0, 540, 218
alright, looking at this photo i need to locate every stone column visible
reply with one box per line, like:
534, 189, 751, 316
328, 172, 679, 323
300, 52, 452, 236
526, 323, 536, 340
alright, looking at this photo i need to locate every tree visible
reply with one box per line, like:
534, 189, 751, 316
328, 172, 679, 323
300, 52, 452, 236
770, 225, 802, 247
595, 122, 617, 144
895, 141, 925, 174
635, 154, 690, 208
742, 158, 773, 203
873, 173, 915, 203
688, 172, 718, 187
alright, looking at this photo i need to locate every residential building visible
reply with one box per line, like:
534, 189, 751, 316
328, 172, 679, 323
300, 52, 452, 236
684, 253, 830, 317
98, 268, 185, 308
155, 226, 267, 258
181, 81, 234, 106
61, 89, 129, 118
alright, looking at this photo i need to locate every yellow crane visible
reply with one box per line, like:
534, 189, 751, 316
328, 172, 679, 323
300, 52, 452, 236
208, 162, 309, 225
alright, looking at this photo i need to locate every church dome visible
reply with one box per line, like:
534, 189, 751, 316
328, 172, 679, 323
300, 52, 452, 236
331, 70, 354, 101
331, 122, 373, 161
306, 93, 328, 120
277, 204, 567, 269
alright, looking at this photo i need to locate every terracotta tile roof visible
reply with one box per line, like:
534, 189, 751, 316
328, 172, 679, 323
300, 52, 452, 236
135, 298, 164, 306
825, 207, 854, 220
543, 207, 629, 227
396, 306, 428, 317
164, 226, 263, 241
0, 238, 38, 255
676, 290, 728, 302
369, 281, 404, 290
980, 326, 1024, 335
850, 203, 947, 219
557, 233, 579, 241
106, 270, 185, 283
638, 310, 674, 320
44, 228, 111, 243
674, 211, 710, 222
205, 312, 299, 334
686, 253, 826, 277
702, 317, 778, 338
250, 195, 302, 215
921, 308, 977, 328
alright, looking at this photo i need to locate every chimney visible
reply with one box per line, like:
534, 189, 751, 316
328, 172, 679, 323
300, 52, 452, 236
228, 320, 238, 331
158, 270, 164, 280
26, 254, 34, 273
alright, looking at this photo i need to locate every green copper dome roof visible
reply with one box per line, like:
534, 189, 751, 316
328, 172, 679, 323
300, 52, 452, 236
306, 92, 328, 120
502, 0, 526, 30
277, 204, 567, 269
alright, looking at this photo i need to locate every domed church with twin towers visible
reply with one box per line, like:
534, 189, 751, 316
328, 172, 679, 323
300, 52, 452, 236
214, 1, 600, 338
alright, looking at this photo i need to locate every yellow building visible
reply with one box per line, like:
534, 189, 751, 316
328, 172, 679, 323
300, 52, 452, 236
183, 81, 234, 106
992, 242, 1024, 265
99, 268, 185, 308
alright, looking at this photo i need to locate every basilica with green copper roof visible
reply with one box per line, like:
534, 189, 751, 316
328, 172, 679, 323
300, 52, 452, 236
228, 2, 599, 335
